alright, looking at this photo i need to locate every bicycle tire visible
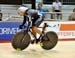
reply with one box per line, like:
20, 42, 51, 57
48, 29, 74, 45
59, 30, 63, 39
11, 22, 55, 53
40, 31, 58, 50
12, 31, 31, 51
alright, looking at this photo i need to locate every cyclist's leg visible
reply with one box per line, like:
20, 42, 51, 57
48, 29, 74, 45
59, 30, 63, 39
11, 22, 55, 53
32, 19, 42, 36
31, 17, 44, 43
32, 26, 42, 35
31, 26, 41, 44
32, 16, 44, 35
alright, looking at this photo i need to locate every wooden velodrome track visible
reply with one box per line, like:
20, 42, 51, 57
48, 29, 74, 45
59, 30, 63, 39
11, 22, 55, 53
0, 41, 75, 58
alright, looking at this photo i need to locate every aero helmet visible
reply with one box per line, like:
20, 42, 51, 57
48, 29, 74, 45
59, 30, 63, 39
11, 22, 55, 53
18, 6, 28, 13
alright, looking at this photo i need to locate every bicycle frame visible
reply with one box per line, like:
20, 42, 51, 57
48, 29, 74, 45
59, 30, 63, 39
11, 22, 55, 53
21, 17, 50, 40
22, 22, 47, 41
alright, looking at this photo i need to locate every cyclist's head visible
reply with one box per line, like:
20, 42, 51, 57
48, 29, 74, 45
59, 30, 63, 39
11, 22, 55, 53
18, 6, 28, 16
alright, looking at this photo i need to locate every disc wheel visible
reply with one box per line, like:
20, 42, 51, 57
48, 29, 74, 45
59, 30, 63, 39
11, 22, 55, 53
12, 31, 31, 51
40, 31, 58, 50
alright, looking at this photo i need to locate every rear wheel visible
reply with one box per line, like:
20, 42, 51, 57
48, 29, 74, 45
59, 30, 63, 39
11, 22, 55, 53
12, 31, 31, 51
40, 31, 58, 50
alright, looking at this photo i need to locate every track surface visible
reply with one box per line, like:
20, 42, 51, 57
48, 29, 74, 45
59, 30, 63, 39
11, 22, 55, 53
0, 41, 75, 58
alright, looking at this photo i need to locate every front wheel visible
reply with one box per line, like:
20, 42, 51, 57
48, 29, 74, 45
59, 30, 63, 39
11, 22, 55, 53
12, 31, 31, 51
40, 31, 58, 50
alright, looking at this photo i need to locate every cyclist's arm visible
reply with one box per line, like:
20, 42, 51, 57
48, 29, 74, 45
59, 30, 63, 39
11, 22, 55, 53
21, 16, 26, 26
21, 16, 29, 26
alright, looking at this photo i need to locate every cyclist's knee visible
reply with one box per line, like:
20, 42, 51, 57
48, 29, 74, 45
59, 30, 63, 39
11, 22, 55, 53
32, 26, 36, 32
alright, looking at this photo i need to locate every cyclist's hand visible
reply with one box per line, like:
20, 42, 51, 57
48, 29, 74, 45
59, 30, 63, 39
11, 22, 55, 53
19, 25, 23, 29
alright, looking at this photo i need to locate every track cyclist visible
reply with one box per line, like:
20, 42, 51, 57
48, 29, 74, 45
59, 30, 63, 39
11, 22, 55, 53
18, 6, 44, 44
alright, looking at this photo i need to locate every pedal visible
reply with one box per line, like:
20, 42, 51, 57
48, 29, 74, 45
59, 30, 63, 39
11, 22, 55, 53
31, 40, 35, 44
35, 39, 40, 44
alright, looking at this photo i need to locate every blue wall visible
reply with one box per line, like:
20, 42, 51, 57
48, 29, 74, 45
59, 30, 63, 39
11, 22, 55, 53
0, 22, 21, 40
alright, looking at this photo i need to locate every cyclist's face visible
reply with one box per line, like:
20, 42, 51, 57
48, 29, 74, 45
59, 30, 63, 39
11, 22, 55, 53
18, 12, 26, 16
